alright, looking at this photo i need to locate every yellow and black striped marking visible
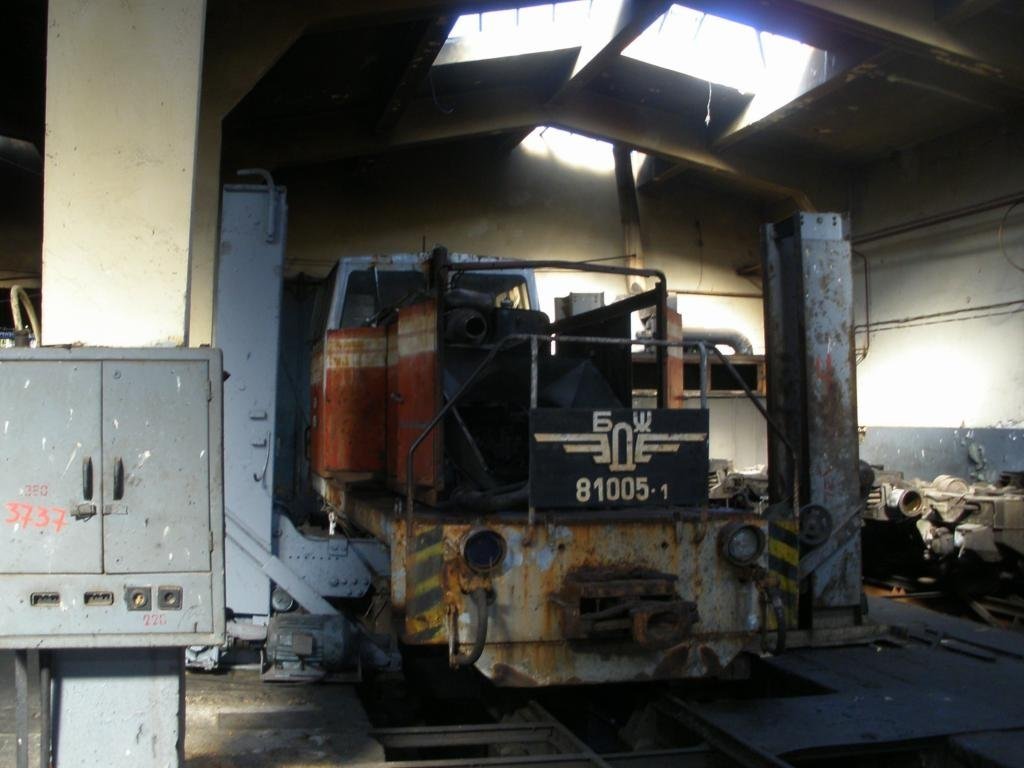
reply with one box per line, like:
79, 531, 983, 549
405, 525, 446, 643
767, 519, 800, 629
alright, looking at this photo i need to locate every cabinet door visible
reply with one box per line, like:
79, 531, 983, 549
102, 360, 212, 573
0, 361, 103, 573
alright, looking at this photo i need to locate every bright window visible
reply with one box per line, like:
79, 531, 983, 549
623, 4, 822, 96
519, 126, 616, 174
438, 2, 594, 65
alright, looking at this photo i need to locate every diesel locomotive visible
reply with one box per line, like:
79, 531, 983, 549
307, 248, 789, 686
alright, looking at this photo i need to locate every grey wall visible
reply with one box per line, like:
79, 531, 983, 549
851, 114, 1024, 476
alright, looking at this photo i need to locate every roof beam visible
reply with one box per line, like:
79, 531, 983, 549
551, 91, 842, 208
549, 0, 671, 102
226, 85, 547, 169
376, 15, 456, 133
636, 155, 688, 188
228, 84, 845, 208
713, 49, 889, 150
934, 0, 1003, 26
683, 0, 1024, 90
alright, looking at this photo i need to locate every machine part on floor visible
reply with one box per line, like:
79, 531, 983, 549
309, 250, 791, 686
262, 613, 358, 682
762, 213, 864, 623
887, 487, 923, 516
863, 471, 1024, 597
185, 645, 222, 672
707, 460, 768, 510
226, 619, 270, 642
215, 181, 288, 620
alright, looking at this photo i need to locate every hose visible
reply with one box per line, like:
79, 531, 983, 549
10, 285, 40, 343
450, 484, 529, 513
451, 588, 489, 668
766, 586, 786, 655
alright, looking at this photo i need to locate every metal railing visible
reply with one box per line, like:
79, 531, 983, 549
404, 333, 800, 538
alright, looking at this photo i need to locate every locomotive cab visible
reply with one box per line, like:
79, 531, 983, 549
311, 248, 781, 686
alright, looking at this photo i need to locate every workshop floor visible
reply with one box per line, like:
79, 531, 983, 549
185, 667, 383, 767
0, 656, 383, 767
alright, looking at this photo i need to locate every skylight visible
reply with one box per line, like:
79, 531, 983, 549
519, 126, 616, 174
623, 5, 823, 96
437, 2, 592, 65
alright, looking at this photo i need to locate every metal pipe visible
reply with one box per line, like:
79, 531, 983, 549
39, 652, 51, 768
14, 650, 28, 768
683, 328, 754, 355
853, 190, 1024, 245
451, 588, 489, 668
446, 259, 668, 288
697, 342, 709, 411
675, 288, 762, 299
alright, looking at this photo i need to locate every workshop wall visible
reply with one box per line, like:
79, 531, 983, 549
281, 137, 767, 352
852, 115, 1024, 479
279, 136, 770, 467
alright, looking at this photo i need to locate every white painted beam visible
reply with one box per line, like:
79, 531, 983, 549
552, 0, 671, 101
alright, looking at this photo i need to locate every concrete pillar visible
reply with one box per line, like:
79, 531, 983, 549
40, 3, 206, 766
41, 1, 207, 346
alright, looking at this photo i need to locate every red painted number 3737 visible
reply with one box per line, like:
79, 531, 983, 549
4, 502, 67, 533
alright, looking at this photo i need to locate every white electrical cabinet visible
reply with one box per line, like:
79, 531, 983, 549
0, 348, 225, 648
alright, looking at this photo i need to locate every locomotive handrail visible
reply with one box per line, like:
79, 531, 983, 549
405, 333, 802, 539
444, 259, 668, 288
405, 332, 727, 540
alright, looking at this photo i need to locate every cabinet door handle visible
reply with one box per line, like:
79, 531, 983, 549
82, 456, 94, 501
113, 457, 125, 500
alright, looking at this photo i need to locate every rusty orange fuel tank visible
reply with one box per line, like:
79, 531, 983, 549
310, 327, 387, 479
389, 299, 443, 492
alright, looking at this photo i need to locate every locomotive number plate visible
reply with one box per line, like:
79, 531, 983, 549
529, 408, 709, 509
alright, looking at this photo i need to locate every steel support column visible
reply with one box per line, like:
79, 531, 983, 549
762, 213, 863, 620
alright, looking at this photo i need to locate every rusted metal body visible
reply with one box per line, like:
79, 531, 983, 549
392, 299, 442, 490
312, 254, 786, 686
762, 213, 863, 622
342, 494, 768, 686
309, 300, 443, 488
310, 328, 388, 478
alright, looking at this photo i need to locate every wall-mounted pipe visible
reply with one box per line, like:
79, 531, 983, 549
853, 190, 1024, 245
683, 328, 754, 355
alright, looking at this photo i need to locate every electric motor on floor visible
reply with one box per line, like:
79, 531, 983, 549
262, 614, 358, 682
